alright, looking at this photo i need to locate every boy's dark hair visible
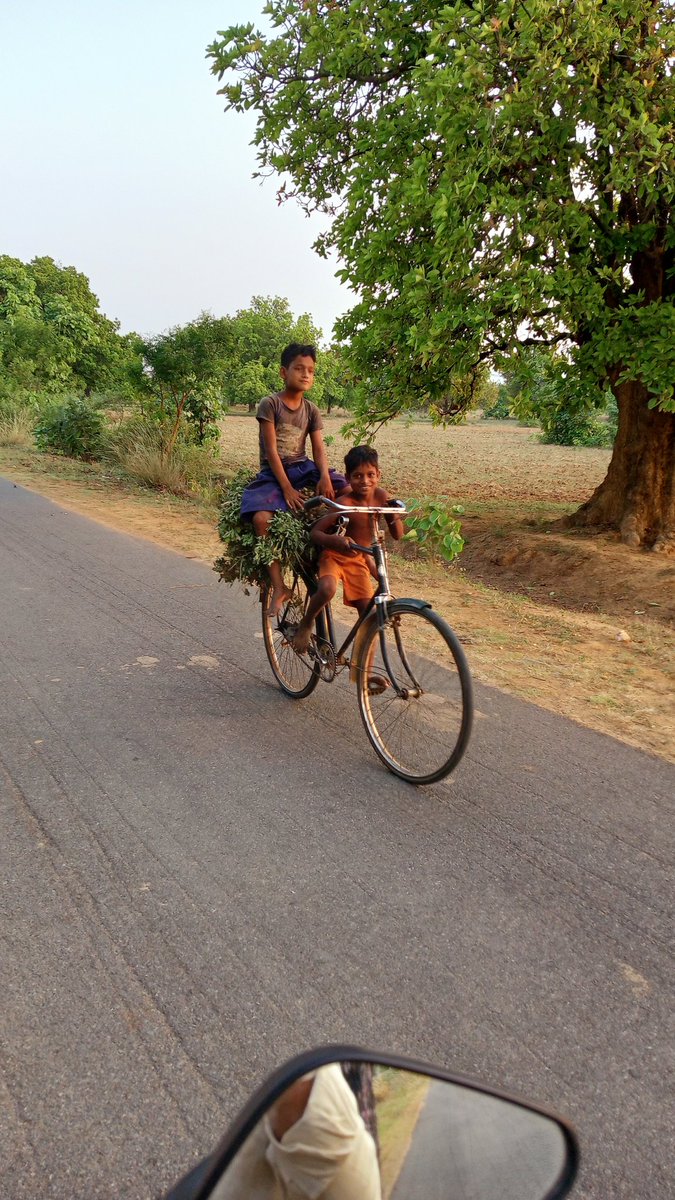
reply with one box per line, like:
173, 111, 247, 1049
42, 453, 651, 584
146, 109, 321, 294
281, 343, 316, 368
344, 445, 379, 475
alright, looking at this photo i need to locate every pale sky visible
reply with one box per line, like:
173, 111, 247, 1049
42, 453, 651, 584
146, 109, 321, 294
0, 1, 352, 340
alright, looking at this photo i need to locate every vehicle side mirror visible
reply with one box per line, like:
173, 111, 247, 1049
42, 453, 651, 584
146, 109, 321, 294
164, 1046, 578, 1200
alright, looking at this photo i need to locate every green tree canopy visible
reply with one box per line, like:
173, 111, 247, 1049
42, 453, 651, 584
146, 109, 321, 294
317, 343, 358, 414
221, 294, 323, 410
0, 255, 127, 396
141, 312, 235, 448
209, 0, 675, 549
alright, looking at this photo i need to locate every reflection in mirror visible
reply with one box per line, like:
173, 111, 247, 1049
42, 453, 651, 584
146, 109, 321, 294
210, 1062, 570, 1200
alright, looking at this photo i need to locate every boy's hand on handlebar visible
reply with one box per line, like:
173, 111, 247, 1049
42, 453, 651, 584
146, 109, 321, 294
282, 485, 305, 513
335, 536, 359, 555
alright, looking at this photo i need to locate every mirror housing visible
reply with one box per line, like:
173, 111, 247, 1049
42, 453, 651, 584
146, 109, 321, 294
164, 1045, 579, 1200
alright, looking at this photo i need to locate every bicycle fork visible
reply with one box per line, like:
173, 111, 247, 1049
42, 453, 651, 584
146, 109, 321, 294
375, 610, 424, 698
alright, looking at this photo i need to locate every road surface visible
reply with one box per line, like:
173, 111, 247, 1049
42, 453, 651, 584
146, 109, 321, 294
390, 1077, 569, 1200
1, 478, 673, 1198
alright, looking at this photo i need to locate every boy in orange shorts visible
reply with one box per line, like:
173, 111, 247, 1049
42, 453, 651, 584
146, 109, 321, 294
292, 445, 404, 653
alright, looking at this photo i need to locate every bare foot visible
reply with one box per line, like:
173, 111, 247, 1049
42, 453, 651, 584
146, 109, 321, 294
291, 624, 313, 654
267, 586, 292, 619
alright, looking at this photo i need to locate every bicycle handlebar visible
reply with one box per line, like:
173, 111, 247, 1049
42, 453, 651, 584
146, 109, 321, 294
303, 496, 407, 516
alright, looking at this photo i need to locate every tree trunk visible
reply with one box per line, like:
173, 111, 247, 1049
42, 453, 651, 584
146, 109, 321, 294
165, 393, 186, 458
566, 378, 675, 552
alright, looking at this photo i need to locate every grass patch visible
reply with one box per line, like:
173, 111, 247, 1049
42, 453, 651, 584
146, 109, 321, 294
0, 406, 35, 447
121, 447, 189, 494
374, 1068, 430, 1200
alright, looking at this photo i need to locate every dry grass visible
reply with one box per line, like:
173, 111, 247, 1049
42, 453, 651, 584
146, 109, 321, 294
374, 1069, 430, 1200
0, 407, 35, 448
2, 415, 673, 762
106, 420, 220, 498
120, 447, 189, 493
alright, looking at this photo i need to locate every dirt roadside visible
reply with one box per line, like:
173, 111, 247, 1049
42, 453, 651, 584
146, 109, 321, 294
2, 444, 672, 764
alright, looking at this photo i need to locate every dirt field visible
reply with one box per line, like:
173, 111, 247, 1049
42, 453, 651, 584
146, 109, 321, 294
2, 415, 673, 762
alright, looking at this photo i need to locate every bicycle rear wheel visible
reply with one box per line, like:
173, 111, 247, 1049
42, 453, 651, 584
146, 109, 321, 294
356, 601, 473, 784
261, 570, 320, 699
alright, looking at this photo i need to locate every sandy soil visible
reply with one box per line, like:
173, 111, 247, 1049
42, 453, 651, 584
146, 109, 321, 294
2, 420, 673, 763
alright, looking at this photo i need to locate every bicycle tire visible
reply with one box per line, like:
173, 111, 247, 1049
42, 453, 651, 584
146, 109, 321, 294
356, 600, 473, 784
261, 570, 320, 699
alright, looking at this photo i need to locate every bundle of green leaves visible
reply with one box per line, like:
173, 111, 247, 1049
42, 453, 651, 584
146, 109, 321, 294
214, 468, 316, 587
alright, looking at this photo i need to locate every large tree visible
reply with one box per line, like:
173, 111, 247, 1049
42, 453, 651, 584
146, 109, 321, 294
0, 255, 125, 395
209, 0, 675, 550
141, 313, 234, 449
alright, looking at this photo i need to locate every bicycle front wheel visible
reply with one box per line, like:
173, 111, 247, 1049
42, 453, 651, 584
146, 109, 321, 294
356, 601, 473, 784
261, 570, 320, 699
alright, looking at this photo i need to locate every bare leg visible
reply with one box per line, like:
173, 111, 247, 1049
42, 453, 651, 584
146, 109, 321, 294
253, 511, 291, 617
293, 576, 336, 653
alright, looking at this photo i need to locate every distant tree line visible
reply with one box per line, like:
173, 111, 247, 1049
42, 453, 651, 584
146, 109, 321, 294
0, 256, 358, 475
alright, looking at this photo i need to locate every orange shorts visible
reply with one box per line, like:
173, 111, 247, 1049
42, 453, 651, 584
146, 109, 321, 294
318, 550, 375, 607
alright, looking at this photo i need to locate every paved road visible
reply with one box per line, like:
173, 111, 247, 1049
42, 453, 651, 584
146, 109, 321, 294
391, 1078, 567, 1200
1, 478, 673, 1199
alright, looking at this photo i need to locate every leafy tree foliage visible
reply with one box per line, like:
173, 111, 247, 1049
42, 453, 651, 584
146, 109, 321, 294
0, 256, 127, 396
141, 313, 234, 450
316, 342, 358, 413
427, 366, 498, 424
482, 384, 513, 420
216, 295, 355, 415
220, 294, 321, 410
210, 0, 675, 549
505, 348, 616, 445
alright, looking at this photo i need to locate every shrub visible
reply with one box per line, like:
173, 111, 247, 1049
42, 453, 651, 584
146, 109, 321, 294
34, 395, 105, 460
402, 498, 464, 562
120, 443, 219, 496
604, 396, 619, 442
214, 469, 314, 586
540, 409, 615, 448
104, 413, 220, 496
104, 412, 167, 460
482, 386, 513, 420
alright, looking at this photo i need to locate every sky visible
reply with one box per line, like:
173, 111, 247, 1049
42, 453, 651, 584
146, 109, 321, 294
0, 1, 352, 340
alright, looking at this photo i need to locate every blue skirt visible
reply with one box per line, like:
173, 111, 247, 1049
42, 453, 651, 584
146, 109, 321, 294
240, 458, 347, 517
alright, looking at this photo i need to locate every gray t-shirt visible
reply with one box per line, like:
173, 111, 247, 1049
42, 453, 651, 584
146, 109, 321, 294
257, 393, 322, 467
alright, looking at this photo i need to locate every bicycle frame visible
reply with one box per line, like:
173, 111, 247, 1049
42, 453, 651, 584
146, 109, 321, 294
296, 499, 424, 694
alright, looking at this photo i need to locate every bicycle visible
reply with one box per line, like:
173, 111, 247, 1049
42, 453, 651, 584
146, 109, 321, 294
260, 496, 473, 785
